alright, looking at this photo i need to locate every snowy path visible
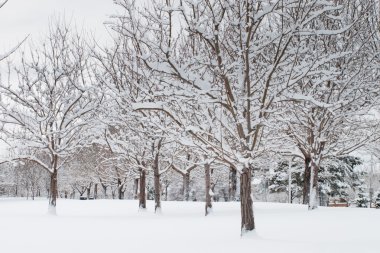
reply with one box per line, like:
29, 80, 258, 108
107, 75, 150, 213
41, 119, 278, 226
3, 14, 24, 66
0, 199, 378, 253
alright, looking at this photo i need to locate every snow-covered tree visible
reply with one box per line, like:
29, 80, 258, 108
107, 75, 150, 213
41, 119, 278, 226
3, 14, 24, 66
110, 0, 379, 232
268, 159, 304, 203
319, 156, 363, 203
268, 156, 364, 205
279, 0, 380, 209
93, 35, 178, 211
62, 145, 108, 199
355, 182, 370, 208
170, 149, 199, 201
0, 22, 102, 213
375, 192, 380, 209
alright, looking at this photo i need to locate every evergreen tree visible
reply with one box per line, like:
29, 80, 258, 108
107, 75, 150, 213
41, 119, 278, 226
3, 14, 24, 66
319, 156, 363, 201
269, 156, 363, 204
355, 182, 370, 208
268, 160, 305, 203
375, 192, 380, 209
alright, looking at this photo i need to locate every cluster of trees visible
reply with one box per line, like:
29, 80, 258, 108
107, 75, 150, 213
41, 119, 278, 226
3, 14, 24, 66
1, 0, 380, 234
268, 156, 366, 204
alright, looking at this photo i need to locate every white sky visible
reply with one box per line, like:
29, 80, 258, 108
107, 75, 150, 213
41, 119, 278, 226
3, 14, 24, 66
0, 0, 117, 53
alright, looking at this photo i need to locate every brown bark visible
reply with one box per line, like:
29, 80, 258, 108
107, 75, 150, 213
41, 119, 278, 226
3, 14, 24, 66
153, 139, 162, 212
205, 163, 212, 216
229, 167, 237, 201
240, 167, 255, 232
303, 156, 311, 204
117, 178, 124, 200
49, 168, 58, 213
133, 178, 139, 199
153, 158, 161, 212
139, 169, 146, 209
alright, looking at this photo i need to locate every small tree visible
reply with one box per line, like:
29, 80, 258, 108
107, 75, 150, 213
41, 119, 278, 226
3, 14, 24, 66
319, 157, 363, 202
0, 22, 101, 213
355, 183, 369, 208
268, 160, 304, 203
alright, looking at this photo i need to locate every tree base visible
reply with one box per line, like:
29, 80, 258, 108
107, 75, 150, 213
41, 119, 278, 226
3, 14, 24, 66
138, 206, 147, 212
308, 205, 318, 210
48, 205, 57, 215
205, 206, 213, 216
240, 228, 258, 238
240, 168, 255, 232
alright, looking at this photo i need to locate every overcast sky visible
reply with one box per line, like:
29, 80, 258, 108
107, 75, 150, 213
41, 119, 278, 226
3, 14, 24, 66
0, 0, 117, 53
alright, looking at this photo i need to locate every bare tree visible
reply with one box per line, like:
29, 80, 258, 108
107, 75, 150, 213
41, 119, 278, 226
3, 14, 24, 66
279, 0, 380, 209
0, 22, 102, 213
110, 0, 362, 233
171, 151, 198, 201
93, 33, 177, 212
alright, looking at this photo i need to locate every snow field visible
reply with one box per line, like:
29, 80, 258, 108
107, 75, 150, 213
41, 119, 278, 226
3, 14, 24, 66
0, 199, 378, 253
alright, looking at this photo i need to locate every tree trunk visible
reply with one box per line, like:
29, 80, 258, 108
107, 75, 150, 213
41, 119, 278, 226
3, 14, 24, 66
165, 181, 169, 201
49, 168, 58, 215
153, 139, 162, 212
139, 169, 146, 209
183, 173, 190, 201
308, 159, 319, 210
240, 166, 255, 233
101, 183, 107, 199
229, 167, 237, 201
94, 183, 98, 199
153, 159, 161, 212
134, 178, 139, 200
31, 183, 35, 200
303, 156, 311, 204
87, 185, 91, 199
205, 163, 212, 216
79, 187, 86, 198
70, 190, 75, 199
117, 179, 123, 200
119, 189, 124, 200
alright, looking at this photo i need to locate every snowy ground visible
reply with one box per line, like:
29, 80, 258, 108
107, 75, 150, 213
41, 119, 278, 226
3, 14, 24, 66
0, 199, 378, 253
